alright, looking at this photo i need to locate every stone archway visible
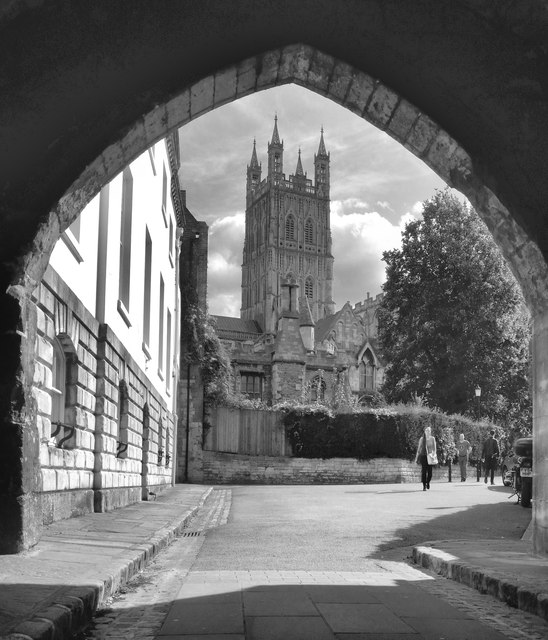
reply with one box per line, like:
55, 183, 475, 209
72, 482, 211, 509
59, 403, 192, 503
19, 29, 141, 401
1, 1, 548, 554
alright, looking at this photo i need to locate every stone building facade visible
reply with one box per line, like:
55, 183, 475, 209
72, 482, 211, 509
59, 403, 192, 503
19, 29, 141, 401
31, 135, 183, 524
214, 119, 384, 405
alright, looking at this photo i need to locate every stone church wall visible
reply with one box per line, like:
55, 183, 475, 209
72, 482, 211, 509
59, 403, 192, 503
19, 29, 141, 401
202, 450, 451, 485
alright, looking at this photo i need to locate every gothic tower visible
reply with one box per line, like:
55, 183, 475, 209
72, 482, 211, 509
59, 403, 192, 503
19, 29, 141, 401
241, 117, 335, 334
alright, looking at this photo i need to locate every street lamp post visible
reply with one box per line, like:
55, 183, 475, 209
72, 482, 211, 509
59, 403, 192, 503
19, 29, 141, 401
475, 386, 482, 420
475, 386, 482, 481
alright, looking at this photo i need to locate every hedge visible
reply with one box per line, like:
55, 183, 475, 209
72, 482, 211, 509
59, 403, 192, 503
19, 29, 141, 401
282, 405, 500, 463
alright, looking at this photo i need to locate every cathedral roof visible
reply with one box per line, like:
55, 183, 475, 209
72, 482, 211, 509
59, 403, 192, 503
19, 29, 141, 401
212, 316, 263, 341
314, 302, 359, 342
299, 296, 314, 326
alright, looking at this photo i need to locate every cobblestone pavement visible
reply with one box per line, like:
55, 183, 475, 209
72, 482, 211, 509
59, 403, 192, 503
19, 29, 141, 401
77, 488, 548, 640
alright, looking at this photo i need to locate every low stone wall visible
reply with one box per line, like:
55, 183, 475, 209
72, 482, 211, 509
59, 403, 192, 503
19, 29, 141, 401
202, 450, 452, 484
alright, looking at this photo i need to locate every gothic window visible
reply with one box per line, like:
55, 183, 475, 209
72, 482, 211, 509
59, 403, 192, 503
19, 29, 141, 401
310, 375, 326, 402
305, 277, 314, 299
285, 214, 295, 241
359, 350, 376, 392
305, 218, 313, 244
240, 372, 263, 399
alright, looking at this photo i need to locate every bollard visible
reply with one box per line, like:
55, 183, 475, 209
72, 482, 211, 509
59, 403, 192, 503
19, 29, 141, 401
447, 460, 452, 482
477, 459, 481, 482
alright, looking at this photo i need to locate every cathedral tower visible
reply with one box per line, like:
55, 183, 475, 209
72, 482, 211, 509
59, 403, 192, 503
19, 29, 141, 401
241, 117, 335, 334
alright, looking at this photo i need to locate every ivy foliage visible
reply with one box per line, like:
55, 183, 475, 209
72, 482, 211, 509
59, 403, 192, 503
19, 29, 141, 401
180, 299, 233, 404
282, 404, 502, 463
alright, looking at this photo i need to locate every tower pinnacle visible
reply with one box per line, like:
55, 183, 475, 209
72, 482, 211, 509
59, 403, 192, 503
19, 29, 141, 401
271, 115, 281, 145
295, 148, 304, 176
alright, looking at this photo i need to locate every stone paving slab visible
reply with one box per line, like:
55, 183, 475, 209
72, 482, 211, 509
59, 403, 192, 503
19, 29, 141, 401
0, 484, 212, 639
159, 567, 513, 640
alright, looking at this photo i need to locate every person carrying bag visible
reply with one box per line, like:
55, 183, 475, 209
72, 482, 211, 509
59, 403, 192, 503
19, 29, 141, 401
415, 426, 438, 491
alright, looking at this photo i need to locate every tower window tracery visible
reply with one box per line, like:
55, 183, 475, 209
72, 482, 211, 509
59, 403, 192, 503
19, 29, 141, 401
305, 277, 314, 299
305, 218, 313, 244
285, 214, 295, 241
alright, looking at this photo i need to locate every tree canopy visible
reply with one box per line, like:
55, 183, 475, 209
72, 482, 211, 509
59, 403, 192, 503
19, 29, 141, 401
378, 190, 531, 434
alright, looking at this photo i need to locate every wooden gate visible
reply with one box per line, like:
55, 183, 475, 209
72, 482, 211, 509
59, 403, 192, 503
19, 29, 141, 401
205, 407, 288, 456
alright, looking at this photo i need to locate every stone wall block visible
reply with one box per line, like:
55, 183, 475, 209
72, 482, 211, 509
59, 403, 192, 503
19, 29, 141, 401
307, 50, 334, 94
36, 335, 54, 365
279, 44, 313, 85
56, 469, 69, 491
327, 61, 353, 103
366, 82, 399, 129
387, 98, 420, 142
42, 469, 57, 491
190, 77, 215, 120
344, 71, 376, 116
405, 114, 440, 156
256, 49, 281, 89
33, 387, 52, 416
214, 66, 237, 107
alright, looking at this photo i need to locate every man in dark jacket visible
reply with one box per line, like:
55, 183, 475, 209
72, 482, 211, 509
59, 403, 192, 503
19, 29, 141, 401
481, 430, 500, 485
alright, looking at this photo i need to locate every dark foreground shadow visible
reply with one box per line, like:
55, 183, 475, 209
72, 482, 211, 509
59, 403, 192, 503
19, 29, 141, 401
1, 577, 516, 640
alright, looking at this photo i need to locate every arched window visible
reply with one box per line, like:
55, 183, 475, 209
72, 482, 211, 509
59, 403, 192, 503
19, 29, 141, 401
310, 375, 326, 402
285, 214, 295, 241
305, 277, 314, 299
305, 218, 313, 244
359, 350, 376, 392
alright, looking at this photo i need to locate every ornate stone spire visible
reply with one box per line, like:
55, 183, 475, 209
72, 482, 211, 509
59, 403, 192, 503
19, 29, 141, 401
271, 114, 281, 145
295, 148, 304, 176
317, 126, 328, 157
249, 139, 260, 169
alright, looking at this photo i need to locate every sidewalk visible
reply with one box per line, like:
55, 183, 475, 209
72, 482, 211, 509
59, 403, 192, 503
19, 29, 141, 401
413, 524, 548, 623
0, 484, 212, 640
1, 484, 547, 640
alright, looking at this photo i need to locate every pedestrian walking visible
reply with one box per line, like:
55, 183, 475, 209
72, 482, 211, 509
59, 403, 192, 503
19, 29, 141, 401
415, 426, 438, 491
456, 433, 472, 481
481, 429, 500, 485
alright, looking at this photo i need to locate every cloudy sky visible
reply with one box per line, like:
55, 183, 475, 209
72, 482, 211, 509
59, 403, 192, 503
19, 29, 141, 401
178, 84, 452, 317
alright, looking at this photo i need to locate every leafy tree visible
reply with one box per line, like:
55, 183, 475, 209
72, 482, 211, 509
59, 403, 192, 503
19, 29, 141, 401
378, 190, 531, 434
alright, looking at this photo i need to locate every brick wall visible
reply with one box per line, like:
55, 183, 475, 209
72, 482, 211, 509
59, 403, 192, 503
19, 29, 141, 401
202, 450, 451, 484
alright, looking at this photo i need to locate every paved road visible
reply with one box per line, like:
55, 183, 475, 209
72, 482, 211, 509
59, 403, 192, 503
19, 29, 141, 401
79, 482, 547, 640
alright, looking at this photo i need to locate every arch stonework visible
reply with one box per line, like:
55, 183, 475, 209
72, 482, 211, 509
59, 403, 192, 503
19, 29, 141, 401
1, 2, 548, 554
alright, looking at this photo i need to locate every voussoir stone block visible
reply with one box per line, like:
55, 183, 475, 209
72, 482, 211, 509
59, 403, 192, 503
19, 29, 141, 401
236, 57, 257, 97
256, 49, 281, 89
279, 44, 313, 85
214, 66, 237, 107
387, 98, 420, 142
307, 50, 334, 93
328, 61, 354, 103
344, 71, 376, 116
366, 82, 399, 128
